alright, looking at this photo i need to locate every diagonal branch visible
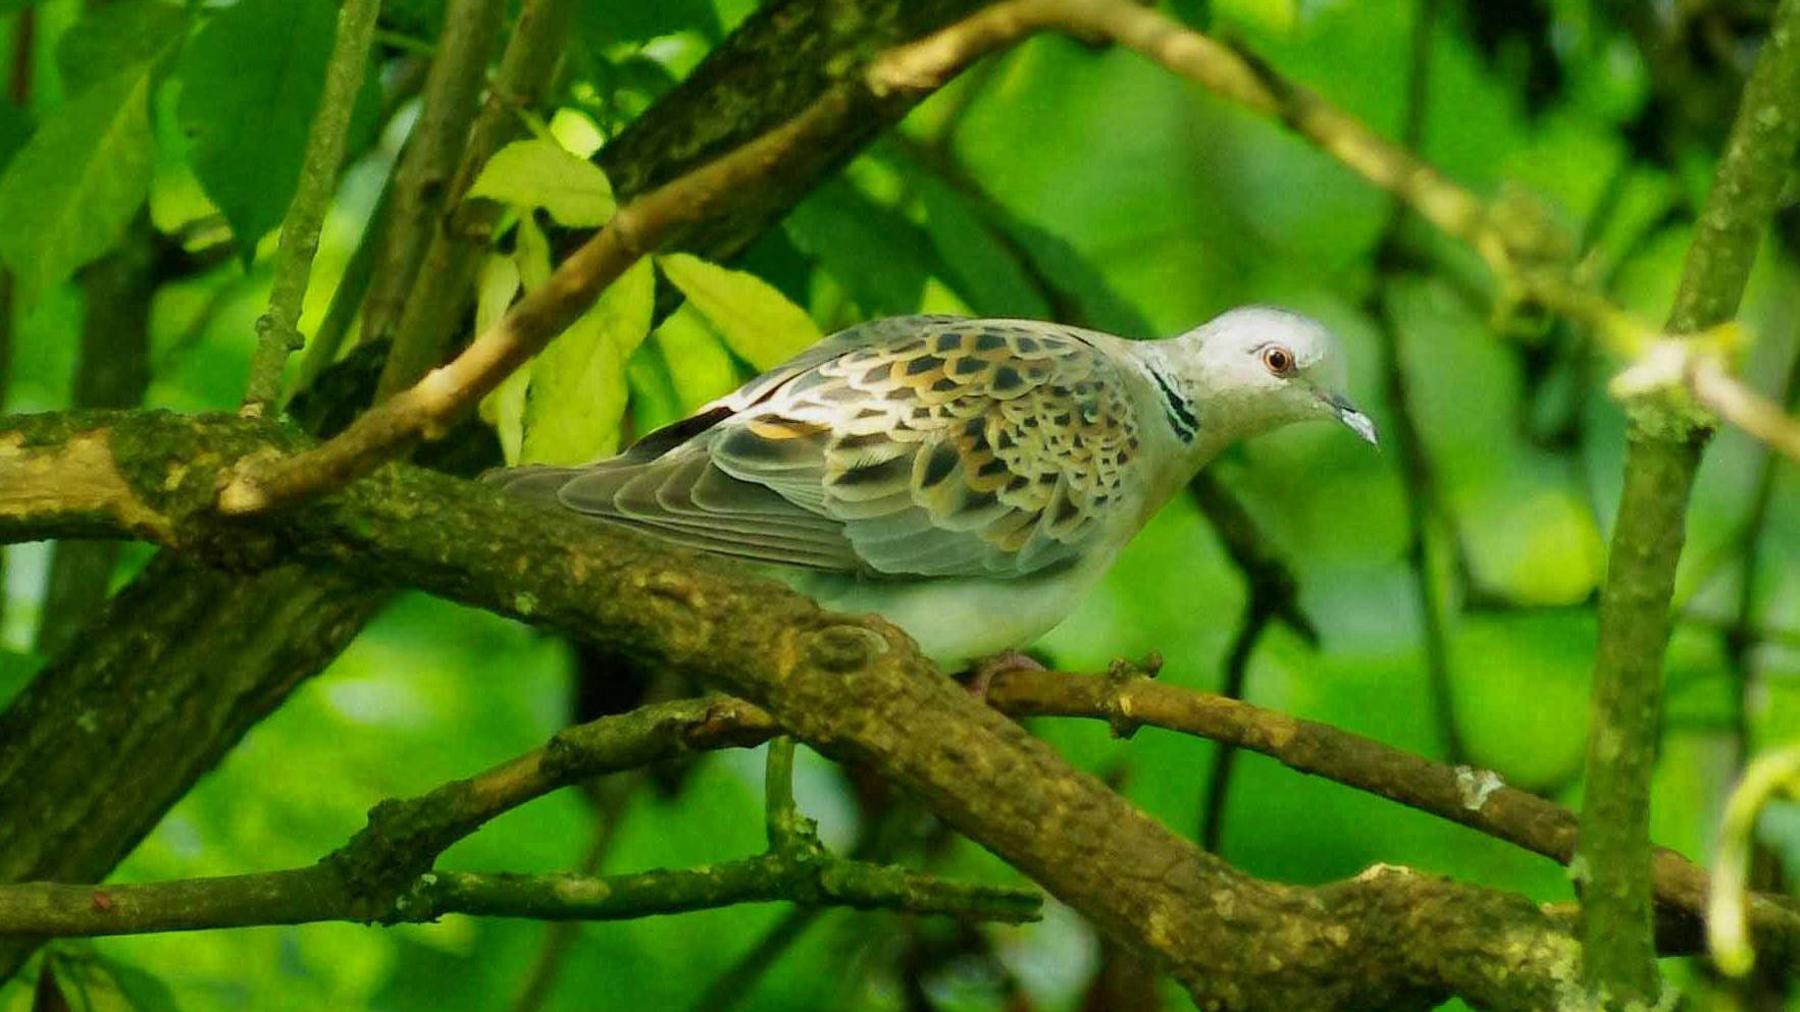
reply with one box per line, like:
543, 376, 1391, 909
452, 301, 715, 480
0, 409, 1589, 1009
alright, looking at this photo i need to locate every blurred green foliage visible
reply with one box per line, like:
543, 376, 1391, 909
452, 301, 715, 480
2, 0, 1798, 1007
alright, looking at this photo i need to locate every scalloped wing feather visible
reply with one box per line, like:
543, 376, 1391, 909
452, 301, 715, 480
501, 316, 1147, 579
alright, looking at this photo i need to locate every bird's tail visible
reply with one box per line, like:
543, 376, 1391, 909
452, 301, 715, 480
479, 464, 588, 501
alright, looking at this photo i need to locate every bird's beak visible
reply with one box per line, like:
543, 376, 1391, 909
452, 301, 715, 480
1324, 392, 1379, 446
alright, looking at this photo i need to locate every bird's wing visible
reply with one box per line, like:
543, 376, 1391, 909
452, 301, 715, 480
490, 316, 1147, 578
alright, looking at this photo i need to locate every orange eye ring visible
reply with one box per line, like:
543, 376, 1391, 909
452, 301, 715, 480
1260, 344, 1296, 376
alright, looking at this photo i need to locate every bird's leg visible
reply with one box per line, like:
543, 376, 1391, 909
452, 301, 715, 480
960, 649, 1046, 699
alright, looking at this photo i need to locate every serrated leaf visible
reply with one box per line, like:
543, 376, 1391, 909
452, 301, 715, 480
57, 1, 190, 97
0, 66, 154, 303
468, 138, 615, 228
520, 257, 655, 465
655, 253, 821, 371
473, 255, 526, 462
653, 304, 740, 412
177, 0, 337, 255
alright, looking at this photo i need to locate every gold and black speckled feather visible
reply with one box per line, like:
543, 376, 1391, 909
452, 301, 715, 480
488, 315, 1146, 579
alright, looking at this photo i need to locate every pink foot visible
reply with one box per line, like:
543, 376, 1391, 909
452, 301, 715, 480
961, 649, 1046, 700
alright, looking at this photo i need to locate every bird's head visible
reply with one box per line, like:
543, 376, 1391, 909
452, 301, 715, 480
1153, 305, 1378, 448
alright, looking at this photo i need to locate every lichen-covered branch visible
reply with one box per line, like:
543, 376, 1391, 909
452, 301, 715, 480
1577, 0, 1800, 1002
0, 409, 1668, 1008
241, 0, 383, 413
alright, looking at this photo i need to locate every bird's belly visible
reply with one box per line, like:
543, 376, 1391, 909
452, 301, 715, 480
784, 565, 1100, 671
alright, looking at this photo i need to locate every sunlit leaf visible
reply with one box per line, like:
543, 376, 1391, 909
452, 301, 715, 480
57, 0, 189, 97
626, 343, 684, 437
177, 0, 337, 255
653, 303, 739, 412
521, 258, 656, 465
0, 66, 154, 303
514, 214, 554, 291
468, 138, 616, 228
473, 255, 526, 463
655, 253, 821, 370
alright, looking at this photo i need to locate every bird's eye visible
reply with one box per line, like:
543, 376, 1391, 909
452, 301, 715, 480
1260, 344, 1296, 376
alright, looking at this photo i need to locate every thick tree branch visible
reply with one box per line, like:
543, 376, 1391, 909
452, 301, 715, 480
15, 421, 1800, 949
241, 0, 383, 413
0, 409, 1590, 1009
1577, 0, 1800, 1001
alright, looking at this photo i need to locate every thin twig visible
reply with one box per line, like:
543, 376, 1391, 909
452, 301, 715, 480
1692, 359, 1800, 464
219, 0, 1800, 512
289, 177, 395, 399
241, 0, 383, 414
0, 855, 1039, 938
214, 83, 866, 513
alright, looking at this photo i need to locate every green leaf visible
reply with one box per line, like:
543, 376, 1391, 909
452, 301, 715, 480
57, 0, 190, 97
176, 0, 338, 255
655, 253, 822, 371
514, 213, 553, 290
653, 303, 740, 412
576, 0, 720, 46
914, 174, 1051, 319
784, 178, 942, 316
41, 945, 178, 1012
0, 103, 33, 177
520, 258, 656, 465
473, 254, 526, 463
0, 66, 154, 303
0, 649, 43, 709
626, 342, 683, 437
468, 138, 616, 228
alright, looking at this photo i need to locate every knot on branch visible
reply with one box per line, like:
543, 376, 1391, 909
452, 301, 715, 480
1102, 653, 1161, 739
326, 792, 470, 909
806, 623, 889, 674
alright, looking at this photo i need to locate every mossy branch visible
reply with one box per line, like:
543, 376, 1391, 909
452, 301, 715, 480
1577, 0, 1800, 1002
